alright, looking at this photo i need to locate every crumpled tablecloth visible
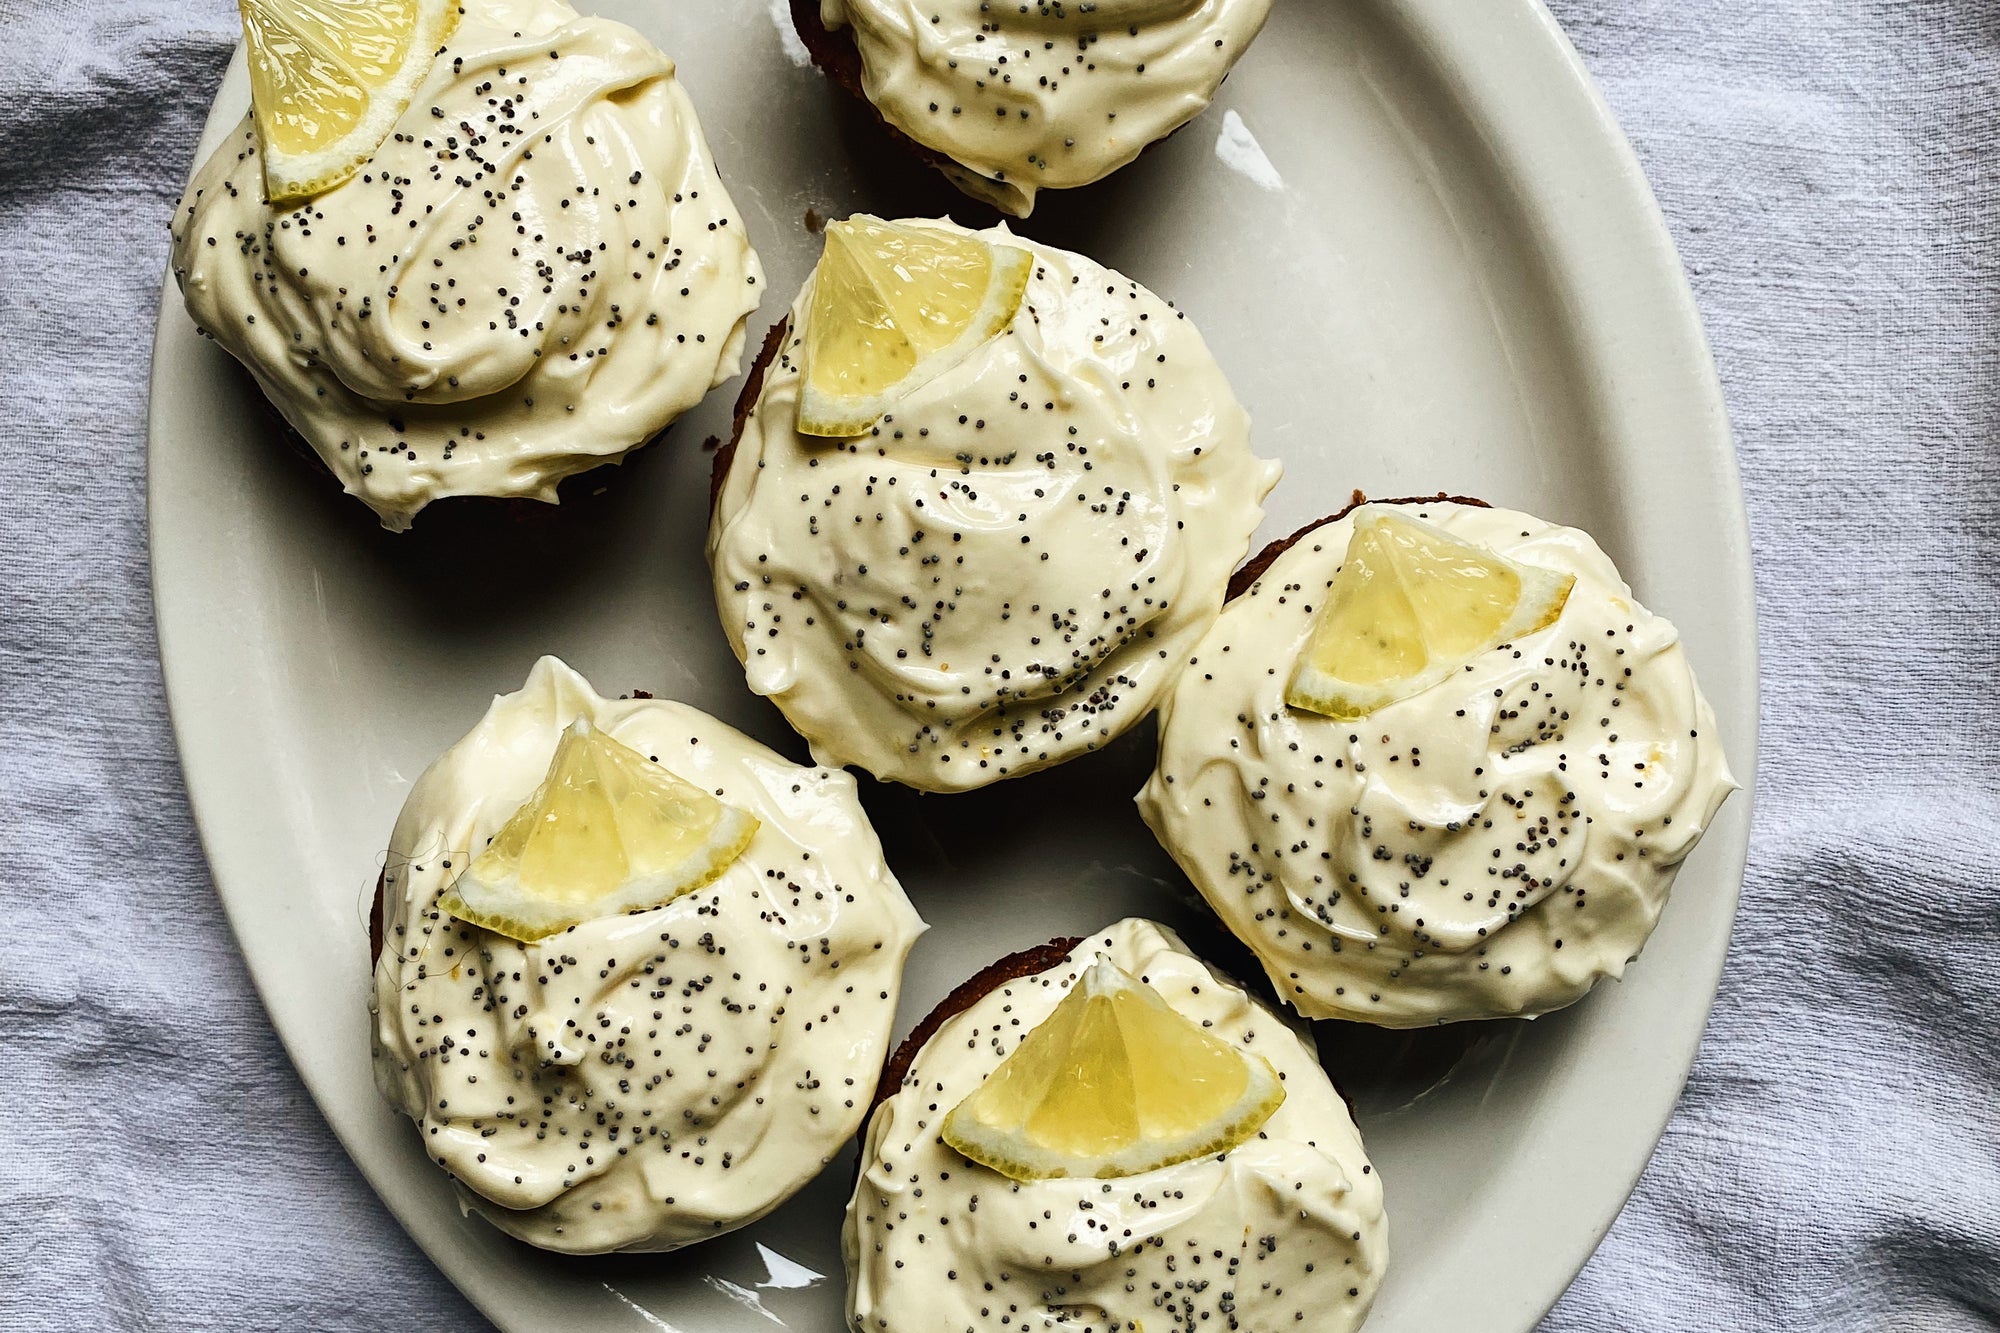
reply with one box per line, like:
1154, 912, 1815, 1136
3, 0, 1996, 1328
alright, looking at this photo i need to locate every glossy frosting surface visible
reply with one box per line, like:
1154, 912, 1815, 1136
371, 657, 924, 1252
818, 0, 1273, 214
845, 917, 1387, 1332
1139, 502, 1737, 1026
708, 219, 1279, 792
171, 0, 763, 529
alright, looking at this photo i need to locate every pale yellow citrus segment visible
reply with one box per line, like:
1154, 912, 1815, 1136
796, 217, 1033, 437
1286, 507, 1575, 720
940, 957, 1285, 1181
239, 0, 459, 204
438, 718, 759, 943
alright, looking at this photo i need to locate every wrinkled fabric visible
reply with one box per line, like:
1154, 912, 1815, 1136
0, 1, 1994, 1329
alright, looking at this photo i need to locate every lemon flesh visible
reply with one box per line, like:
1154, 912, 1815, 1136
439, 718, 759, 943
1286, 507, 1576, 721
796, 217, 1033, 438
239, 0, 459, 204
941, 956, 1285, 1181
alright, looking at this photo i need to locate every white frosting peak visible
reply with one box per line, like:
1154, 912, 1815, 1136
370, 657, 924, 1252
171, 0, 763, 529
1138, 502, 1738, 1027
708, 218, 1279, 791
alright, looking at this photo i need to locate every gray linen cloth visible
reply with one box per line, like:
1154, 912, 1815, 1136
2, 0, 1995, 1328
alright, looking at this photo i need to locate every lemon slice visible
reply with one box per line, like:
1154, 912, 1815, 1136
1286, 507, 1575, 721
239, 0, 460, 204
438, 718, 759, 943
795, 217, 1033, 438
940, 956, 1285, 1181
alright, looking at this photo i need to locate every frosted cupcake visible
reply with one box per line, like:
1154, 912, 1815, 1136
170, 0, 763, 529
846, 918, 1387, 1331
794, 0, 1273, 216
708, 215, 1279, 792
370, 657, 924, 1252
1138, 496, 1739, 1027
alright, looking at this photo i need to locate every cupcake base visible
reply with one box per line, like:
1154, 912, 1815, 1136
789, 0, 1195, 216
251, 381, 680, 530
709, 316, 791, 516
790, 0, 967, 190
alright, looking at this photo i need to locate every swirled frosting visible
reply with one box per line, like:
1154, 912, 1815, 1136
1138, 501, 1738, 1027
370, 656, 925, 1253
170, 0, 764, 529
845, 917, 1387, 1332
708, 219, 1279, 793
816, 0, 1272, 215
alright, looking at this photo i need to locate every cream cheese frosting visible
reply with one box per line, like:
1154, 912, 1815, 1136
845, 917, 1387, 1332
816, 0, 1273, 215
370, 656, 925, 1253
1138, 501, 1739, 1027
171, 0, 764, 530
708, 219, 1280, 793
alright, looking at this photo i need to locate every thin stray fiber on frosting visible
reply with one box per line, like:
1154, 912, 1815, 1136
845, 917, 1387, 1332
171, 0, 763, 529
816, 0, 1272, 215
1138, 501, 1738, 1027
708, 217, 1279, 793
371, 656, 924, 1253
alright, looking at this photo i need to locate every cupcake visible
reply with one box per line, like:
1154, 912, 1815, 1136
1137, 495, 1739, 1027
170, 0, 764, 529
846, 918, 1387, 1331
370, 657, 925, 1252
795, 0, 1274, 216
708, 215, 1280, 792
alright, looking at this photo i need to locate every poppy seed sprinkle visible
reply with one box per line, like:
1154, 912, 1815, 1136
708, 220, 1279, 793
372, 657, 924, 1252
1137, 502, 1739, 1027
170, 0, 763, 530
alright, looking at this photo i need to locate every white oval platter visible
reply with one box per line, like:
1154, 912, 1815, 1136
148, 0, 1757, 1328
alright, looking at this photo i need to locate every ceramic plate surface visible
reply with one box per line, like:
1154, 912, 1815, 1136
149, 1, 1757, 1328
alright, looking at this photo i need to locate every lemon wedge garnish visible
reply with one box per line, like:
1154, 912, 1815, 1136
1285, 507, 1575, 721
438, 718, 759, 943
940, 956, 1285, 1181
239, 0, 460, 204
795, 216, 1033, 438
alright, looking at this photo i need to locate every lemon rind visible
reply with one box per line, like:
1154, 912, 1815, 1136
244, 0, 460, 205
938, 958, 1288, 1182
795, 229, 1033, 439
437, 803, 759, 943
1285, 512, 1576, 721
942, 1054, 1284, 1181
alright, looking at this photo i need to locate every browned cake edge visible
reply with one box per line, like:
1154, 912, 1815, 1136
867, 936, 1086, 1118
710, 316, 791, 517
251, 372, 673, 526
1225, 490, 1493, 602
790, 0, 992, 193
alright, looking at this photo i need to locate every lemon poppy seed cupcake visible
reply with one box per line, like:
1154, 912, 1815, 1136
845, 918, 1388, 1331
707, 215, 1279, 792
1137, 496, 1739, 1027
370, 657, 925, 1253
171, 0, 764, 529
795, 0, 1274, 216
